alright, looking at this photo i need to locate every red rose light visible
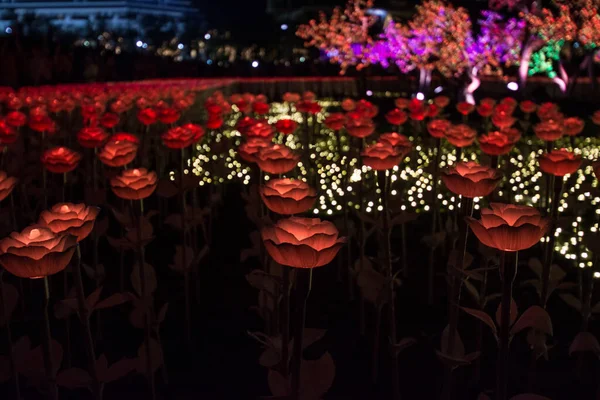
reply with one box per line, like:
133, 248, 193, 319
345, 118, 375, 138
341, 98, 356, 111
39, 203, 100, 242
477, 103, 494, 118
0, 225, 77, 279
110, 168, 157, 200
157, 107, 180, 124
479, 130, 520, 156
239, 138, 271, 163
538, 149, 582, 177
408, 99, 427, 121
434, 96, 450, 108
260, 179, 316, 215
0, 120, 17, 146
275, 119, 298, 135
395, 98, 410, 109
324, 113, 346, 131
302, 91, 316, 101
296, 101, 322, 115
492, 112, 516, 130
441, 162, 502, 198
137, 108, 157, 126
99, 112, 120, 129
362, 141, 410, 171
427, 104, 440, 118
385, 109, 408, 126
466, 204, 549, 252
480, 98, 496, 107
109, 132, 139, 144
537, 102, 559, 121
534, 121, 563, 142
456, 102, 475, 116
501, 97, 518, 109
520, 100, 537, 114
246, 120, 275, 140
77, 127, 109, 148
261, 217, 345, 269
98, 140, 138, 167
256, 144, 300, 174
593, 111, 600, 126
206, 115, 224, 130
379, 132, 411, 148
356, 100, 378, 118
427, 119, 451, 139
283, 92, 301, 103
445, 124, 476, 148
0, 171, 17, 202
252, 101, 270, 115
563, 117, 584, 136
41, 147, 81, 173
5, 111, 26, 128
236, 116, 258, 135
161, 126, 202, 149
29, 113, 53, 133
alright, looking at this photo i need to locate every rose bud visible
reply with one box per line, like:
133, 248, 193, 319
110, 168, 158, 200
466, 204, 549, 252
39, 203, 100, 242
98, 140, 138, 167
441, 161, 502, 198
0, 120, 17, 146
283, 92, 301, 103
0, 225, 77, 279
538, 149, 582, 177
206, 115, 224, 130
477, 103, 494, 118
260, 179, 316, 215
41, 147, 82, 173
261, 217, 346, 269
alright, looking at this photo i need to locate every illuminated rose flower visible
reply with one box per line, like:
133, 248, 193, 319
537, 102, 559, 121
296, 100, 321, 115
99, 112, 119, 129
206, 115, 223, 130
356, 100, 378, 118
395, 98, 410, 109
256, 144, 300, 174
109, 132, 139, 144
110, 168, 157, 200
479, 130, 520, 156
593, 111, 600, 126
434, 96, 450, 108
246, 120, 275, 140
161, 126, 201, 149
519, 100, 537, 114
98, 140, 138, 167
77, 127, 109, 148
0, 225, 77, 279
39, 203, 100, 242
29, 113, 53, 133
427, 104, 440, 118
362, 141, 410, 171
206, 103, 224, 116
283, 92, 300, 103
0, 120, 17, 146
456, 102, 475, 116
379, 132, 411, 148
260, 179, 316, 215
0, 171, 17, 202
5, 111, 26, 128
534, 121, 563, 142
427, 119, 451, 139
6, 96, 22, 110
466, 204, 549, 252
563, 117, 584, 136
157, 107, 180, 124
408, 99, 426, 121
236, 116, 258, 135
302, 91, 316, 101
137, 108, 157, 126
110, 100, 130, 114
538, 149, 582, 177
182, 123, 205, 143
41, 147, 81, 174
501, 97, 518, 109
252, 101, 270, 115
345, 118, 375, 138
261, 217, 345, 269
324, 113, 346, 131
385, 109, 408, 126
275, 119, 298, 135
492, 112, 516, 130
477, 103, 494, 118
445, 124, 476, 148
81, 104, 102, 121
239, 138, 271, 163
341, 98, 356, 111
480, 98, 496, 107
441, 162, 502, 198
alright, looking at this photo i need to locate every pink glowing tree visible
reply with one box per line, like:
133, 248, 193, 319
296, 0, 378, 74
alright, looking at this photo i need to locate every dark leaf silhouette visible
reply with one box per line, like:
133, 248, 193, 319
94, 293, 131, 310
462, 307, 497, 339
495, 298, 518, 327
569, 332, 600, 357
156, 179, 179, 198
559, 293, 582, 312
0, 283, 18, 327
57, 368, 91, 389
137, 338, 164, 374
268, 352, 335, 400
131, 262, 157, 298
511, 306, 553, 336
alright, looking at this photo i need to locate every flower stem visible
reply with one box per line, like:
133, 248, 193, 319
541, 177, 563, 307
497, 251, 518, 400
0, 271, 20, 400
428, 138, 441, 305
42, 276, 58, 400
291, 268, 312, 400
72, 245, 102, 400
180, 148, 191, 346
280, 266, 290, 377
